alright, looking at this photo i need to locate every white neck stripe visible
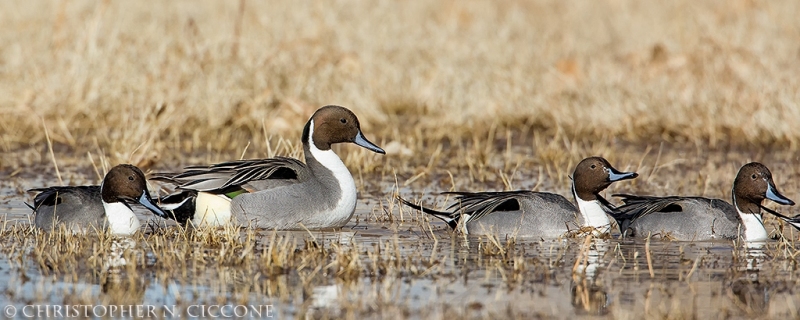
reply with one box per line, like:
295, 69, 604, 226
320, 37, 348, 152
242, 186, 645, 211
102, 201, 140, 236
733, 193, 768, 242
573, 185, 611, 234
306, 121, 358, 228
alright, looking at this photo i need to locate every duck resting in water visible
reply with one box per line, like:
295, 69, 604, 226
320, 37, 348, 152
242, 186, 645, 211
611, 162, 795, 242
399, 157, 638, 238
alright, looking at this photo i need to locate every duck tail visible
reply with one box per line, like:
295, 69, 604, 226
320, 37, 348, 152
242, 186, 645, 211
397, 196, 458, 230
617, 219, 633, 238
605, 209, 634, 238
156, 191, 197, 225
757, 203, 800, 232
785, 219, 800, 231
595, 194, 633, 238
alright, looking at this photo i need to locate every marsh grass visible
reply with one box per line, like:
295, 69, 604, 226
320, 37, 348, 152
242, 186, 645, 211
3, 0, 800, 318
2, 0, 800, 173
1, 219, 800, 318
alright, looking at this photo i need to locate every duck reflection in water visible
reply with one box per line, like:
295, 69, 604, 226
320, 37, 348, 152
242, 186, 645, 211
571, 236, 610, 315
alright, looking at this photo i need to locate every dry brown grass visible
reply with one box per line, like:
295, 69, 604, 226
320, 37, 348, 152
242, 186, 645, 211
3, 2, 800, 318
1, 0, 799, 173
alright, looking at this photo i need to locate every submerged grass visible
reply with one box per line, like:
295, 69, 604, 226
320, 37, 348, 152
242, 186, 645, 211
4, 223, 800, 318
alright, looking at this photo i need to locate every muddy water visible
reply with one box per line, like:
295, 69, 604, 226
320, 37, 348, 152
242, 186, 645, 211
0, 177, 798, 319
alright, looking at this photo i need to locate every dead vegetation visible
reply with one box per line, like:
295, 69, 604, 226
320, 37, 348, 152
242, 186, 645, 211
2, 0, 800, 318
1, 222, 799, 318
1, 0, 799, 172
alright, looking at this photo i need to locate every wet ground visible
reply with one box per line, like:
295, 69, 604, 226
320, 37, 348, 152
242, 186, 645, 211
0, 171, 799, 319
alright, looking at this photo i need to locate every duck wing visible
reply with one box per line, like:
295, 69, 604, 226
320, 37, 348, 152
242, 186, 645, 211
611, 194, 689, 221
443, 190, 534, 223
27, 186, 100, 209
153, 157, 308, 192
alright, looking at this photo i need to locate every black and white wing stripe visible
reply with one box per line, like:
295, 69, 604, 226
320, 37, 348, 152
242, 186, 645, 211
757, 203, 800, 231
443, 190, 532, 223
153, 157, 307, 192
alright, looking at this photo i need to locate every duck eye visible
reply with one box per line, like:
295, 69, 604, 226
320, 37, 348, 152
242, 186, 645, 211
340, 118, 347, 124
128, 176, 135, 181
590, 164, 596, 169
751, 174, 757, 180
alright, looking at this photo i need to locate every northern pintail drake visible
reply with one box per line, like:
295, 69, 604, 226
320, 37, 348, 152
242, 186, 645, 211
154, 105, 385, 229
612, 162, 795, 241
27, 164, 167, 235
399, 157, 638, 237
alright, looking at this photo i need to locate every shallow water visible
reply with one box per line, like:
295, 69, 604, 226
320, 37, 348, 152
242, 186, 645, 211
0, 174, 799, 319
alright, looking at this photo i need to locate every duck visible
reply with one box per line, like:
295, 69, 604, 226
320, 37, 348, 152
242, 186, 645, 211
28, 164, 167, 235
399, 157, 638, 237
612, 162, 795, 241
154, 105, 385, 229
